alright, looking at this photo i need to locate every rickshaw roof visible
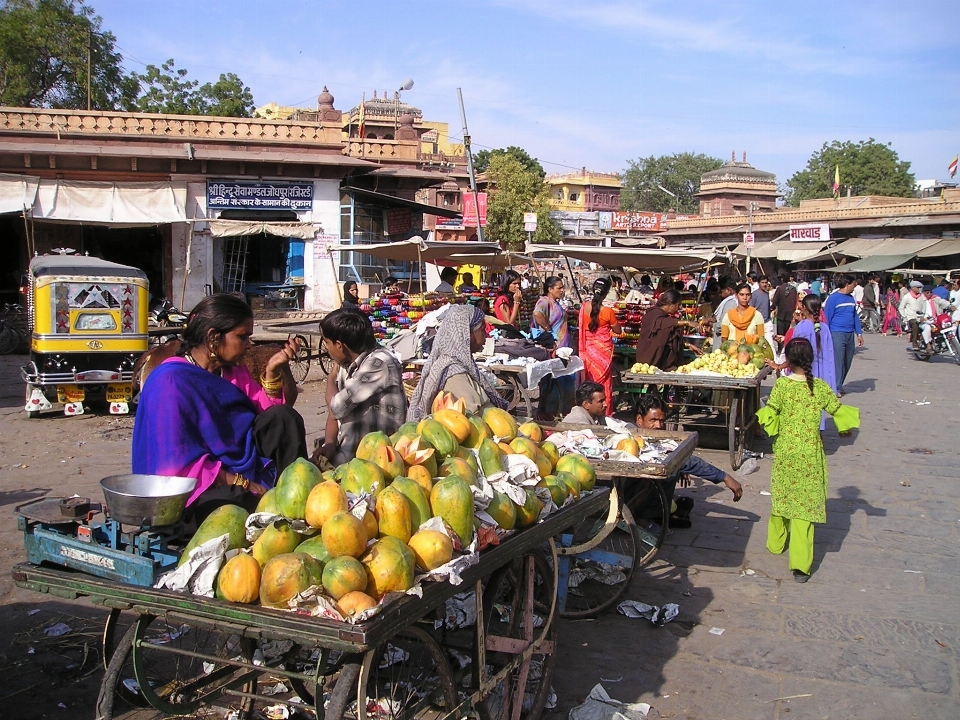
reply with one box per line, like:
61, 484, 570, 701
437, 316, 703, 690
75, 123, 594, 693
29, 255, 147, 279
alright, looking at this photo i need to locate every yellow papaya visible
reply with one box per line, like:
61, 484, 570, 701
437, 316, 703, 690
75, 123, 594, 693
483, 407, 518, 442
433, 408, 473, 443
390, 476, 433, 532
429, 475, 474, 545
375, 486, 413, 543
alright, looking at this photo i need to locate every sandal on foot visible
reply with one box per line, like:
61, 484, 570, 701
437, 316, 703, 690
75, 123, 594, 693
792, 570, 810, 583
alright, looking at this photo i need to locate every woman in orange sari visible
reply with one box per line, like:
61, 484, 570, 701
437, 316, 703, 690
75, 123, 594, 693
721, 283, 766, 344
579, 278, 622, 416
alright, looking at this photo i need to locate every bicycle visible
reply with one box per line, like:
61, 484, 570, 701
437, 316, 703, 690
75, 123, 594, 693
0, 303, 27, 354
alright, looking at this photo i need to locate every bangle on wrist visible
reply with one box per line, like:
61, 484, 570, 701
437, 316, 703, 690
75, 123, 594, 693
232, 472, 250, 490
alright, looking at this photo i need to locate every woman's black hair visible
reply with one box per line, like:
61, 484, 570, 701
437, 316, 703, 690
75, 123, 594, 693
657, 288, 682, 307
785, 337, 816, 396
319, 307, 377, 354
541, 275, 562, 297
588, 277, 612, 332
497, 270, 521, 300
342, 280, 359, 304
802, 293, 823, 352
735, 282, 751, 295
575, 380, 605, 406
181, 293, 253, 354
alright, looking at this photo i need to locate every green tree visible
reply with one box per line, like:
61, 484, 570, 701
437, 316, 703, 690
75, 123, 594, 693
135, 59, 254, 117
785, 139, 916, 205
484, 153, 560, 251
620, 152, 723, 213
0, 0, 137, 109
474, 146, 546, 181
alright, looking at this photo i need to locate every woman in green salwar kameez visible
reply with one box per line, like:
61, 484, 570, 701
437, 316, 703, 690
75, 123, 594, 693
757, 338, 859, 582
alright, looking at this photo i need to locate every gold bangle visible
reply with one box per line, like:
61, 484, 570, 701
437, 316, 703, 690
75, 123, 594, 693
259, 373, 283, 393
232, 472, 250, 490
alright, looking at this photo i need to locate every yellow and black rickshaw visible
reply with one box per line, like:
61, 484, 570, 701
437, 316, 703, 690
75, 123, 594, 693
21, 254, 149, 417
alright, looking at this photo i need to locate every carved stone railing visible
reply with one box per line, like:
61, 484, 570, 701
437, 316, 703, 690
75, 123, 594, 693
343, 139, 419, 162
0, 107, 343, 145
666, 198, 960, 230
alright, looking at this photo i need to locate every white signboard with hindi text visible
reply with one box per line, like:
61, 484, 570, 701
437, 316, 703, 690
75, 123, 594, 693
789, 223, 830, 242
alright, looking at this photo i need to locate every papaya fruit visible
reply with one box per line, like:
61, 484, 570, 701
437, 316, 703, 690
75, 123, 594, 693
335, 458, 385, 495
321, 555, 368, 600
216, 552, 261, 604
321, 512, 369, 558
478, 438, 505, 476
462, 415, 492, 449
454, 446, 480, 476
260, 552, 322, 608
375, 486, 413, 543
555, 453, 596, 492
429, 475, 474, 545
439, 456, 478, 486
362, 509, 378, 539
433, 408, 473, 443
355, 431, 393, 462
556, 471, 581, 499
390, 422, 419, 443
371, 444, 406, 483
252, 519, 303, 567
518, 421, 543, 442
616, 437, 640, 457
336, 590, 378, 618
509, 437, 552, 478
485, 490, 517, 530
417, 418, 459, 459
431, 390, 467, 415
362, 536, 416, 599
539, 441, 560, 472
255, 488, 280, 515
513, 488, 544, 528
483, 407, 518, 442
394, 435, 438, 476
179, 504, 249, 567
295, 534, 332, 569
390, 477, 433, 532
407, 529, 454, 571
275, 458, 323, 520
405, 464, 434, 495
537, 476, 567, 506
304, 480, 349, 529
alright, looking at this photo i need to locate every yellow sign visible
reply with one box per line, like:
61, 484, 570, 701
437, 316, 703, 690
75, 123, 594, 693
57, 385, 85, 403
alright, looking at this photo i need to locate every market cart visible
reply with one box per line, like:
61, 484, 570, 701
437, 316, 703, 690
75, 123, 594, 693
619, 367, 771, 470
260, 319, 334, 382
13, 488, 609, 720
542, 425, 697, 619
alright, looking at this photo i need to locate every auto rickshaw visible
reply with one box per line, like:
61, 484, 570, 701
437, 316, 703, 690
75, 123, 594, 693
21, 254, 149, 417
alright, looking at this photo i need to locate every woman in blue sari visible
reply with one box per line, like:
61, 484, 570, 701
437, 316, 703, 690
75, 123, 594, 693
132, 294, 307, 516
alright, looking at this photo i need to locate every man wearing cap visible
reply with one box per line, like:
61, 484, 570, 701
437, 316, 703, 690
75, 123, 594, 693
899, 281, 939, 353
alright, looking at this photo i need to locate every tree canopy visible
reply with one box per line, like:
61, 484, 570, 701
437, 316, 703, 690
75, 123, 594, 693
134, 60, 254, 117
0, 0, 137, 109
484, 153, 560, 251
619, 152, 723, 214
474, 146, 546, 181
785, 139, 916, 205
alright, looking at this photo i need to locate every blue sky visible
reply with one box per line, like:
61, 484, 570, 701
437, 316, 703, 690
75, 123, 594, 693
94, 0, 959, 187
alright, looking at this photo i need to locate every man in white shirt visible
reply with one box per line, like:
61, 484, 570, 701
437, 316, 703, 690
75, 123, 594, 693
433, 267, 458, 293
851, 279, 865, 321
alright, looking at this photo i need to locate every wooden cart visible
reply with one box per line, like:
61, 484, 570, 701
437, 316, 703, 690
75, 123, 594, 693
12, 489, 609, 720
619, 368, 770, 470
261, 319, 334, 383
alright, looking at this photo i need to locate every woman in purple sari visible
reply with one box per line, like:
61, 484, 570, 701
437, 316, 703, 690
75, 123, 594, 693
772, 294, 836, 429
132, 294, 307, 517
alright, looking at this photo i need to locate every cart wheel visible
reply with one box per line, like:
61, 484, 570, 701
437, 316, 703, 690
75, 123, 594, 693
316, 327, 334, 375
356, 625, 457, 720
101, 608, 125, 670
621, 478, 670, 568
556, 488, 639, 619
476, 552, 558, 720
283, 644, 357, 716
729, 394, 752, 470
111, 613, 257, 718
290, 333, 311, 383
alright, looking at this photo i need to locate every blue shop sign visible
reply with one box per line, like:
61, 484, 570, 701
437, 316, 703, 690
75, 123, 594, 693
207, 181, 314, 211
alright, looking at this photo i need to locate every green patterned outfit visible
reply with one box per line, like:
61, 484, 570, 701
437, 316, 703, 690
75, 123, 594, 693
757, 375, 859, 575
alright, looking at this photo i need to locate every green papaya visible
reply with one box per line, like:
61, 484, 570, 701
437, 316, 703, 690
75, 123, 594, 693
417, 419, 459, 459
390, 476, 433, 532
478, 438, 505, 477
179, 504, 249, 567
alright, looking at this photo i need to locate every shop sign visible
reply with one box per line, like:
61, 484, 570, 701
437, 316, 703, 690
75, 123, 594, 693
207, 181, 314, 211
386, 208, 413, 235
435, 217, 465, 230
743, 232, 755, 248
421, 129, 438, 143
599, 211, 663, 232
462, 192, 488, 227
789, 223, 830, 242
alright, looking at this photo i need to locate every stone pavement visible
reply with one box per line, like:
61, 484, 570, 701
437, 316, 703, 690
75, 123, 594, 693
554, 334, 960, 719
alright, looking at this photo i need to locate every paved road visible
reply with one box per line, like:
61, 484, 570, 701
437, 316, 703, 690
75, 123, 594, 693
0, 333, 957, 719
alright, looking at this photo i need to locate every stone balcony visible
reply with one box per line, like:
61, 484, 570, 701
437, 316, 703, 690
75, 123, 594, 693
343, 139, 419, 162
0, 107, 343, 146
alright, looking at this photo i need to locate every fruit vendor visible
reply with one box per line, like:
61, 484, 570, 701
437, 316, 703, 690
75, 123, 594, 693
317, 308, 407, 465
407, 304, 510, 420
132, 294, 308, 518
561, 381, 606, 425
627, 395, 742, 528
721, 283, 766, 344
635, 289, 701, 372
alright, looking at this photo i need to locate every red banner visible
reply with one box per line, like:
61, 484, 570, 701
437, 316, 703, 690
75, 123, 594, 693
462, 192, 488, 227
599, 211, 663, 232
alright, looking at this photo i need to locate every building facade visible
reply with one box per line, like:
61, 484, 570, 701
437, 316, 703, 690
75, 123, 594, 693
546, 170, 621, 213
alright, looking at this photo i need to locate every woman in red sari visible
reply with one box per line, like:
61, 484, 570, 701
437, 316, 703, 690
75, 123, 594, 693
579, 278, 622, 416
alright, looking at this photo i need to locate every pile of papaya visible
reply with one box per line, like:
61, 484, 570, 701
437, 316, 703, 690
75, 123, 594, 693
179, 392, 596, 621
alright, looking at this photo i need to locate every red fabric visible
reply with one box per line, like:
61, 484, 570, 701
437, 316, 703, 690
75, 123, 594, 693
579, 303, 617, 415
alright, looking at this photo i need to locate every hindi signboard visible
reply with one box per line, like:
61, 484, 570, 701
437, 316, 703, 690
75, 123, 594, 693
462, 192, 488, 227
743, 232, 755, 248
598, 211, 663, 232
385, 208, 413, 235
207, 181, 314, 211
789, 223, 831, 242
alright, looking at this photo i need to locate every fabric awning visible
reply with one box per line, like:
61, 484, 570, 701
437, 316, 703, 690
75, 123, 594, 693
328, 238, 503, 263
31, 179, 187, 224
915, 239, 960, 257
823, 254, 919, 273
800, 237, 941, 263
524, 242, 721, 272
733, 241, 831, 261
208, 219, 318, 240
0, 173, 40, 214
343, 186, 462, 218
432, 253, 533, 268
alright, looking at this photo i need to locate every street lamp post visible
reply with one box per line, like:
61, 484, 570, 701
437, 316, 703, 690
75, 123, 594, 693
394, 78, 414, 133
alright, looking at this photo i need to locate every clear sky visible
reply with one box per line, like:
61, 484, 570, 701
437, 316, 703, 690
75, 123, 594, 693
93, 0, 959, 187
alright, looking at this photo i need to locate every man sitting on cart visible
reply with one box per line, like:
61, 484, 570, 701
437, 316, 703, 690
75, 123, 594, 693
561, 381, 606, 425
629, 395, 742, 528
316, 308, 408, 464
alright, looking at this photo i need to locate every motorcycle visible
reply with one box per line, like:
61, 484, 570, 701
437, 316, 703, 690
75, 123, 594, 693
911, 313, 960, 363
149, 298, 188, 328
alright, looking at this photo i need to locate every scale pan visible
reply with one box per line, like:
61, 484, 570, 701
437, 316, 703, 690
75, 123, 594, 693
100, 474, 197, 527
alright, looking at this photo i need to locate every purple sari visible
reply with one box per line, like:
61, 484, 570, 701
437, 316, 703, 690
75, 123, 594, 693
132, 359, 276, 505
791, 318, 836, 429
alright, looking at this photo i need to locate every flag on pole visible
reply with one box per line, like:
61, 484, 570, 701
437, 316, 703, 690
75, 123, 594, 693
357, 93, 366, 139
833, 165, 840, 199
950, 155, 958, 179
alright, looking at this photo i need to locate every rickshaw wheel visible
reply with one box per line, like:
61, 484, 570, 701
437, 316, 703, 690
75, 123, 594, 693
355, 625, 457, 720
475, 552, 557, 720
316, 327, 334, 375
289, 333, 311, 383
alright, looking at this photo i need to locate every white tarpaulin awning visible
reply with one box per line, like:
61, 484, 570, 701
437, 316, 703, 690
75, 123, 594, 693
433, 253, 534, 268
32, 179, 187, 224
524, 242, 721, 272
208, 219, 319, 240
0, 173, 40, 214
732, 241, 831, 261
799, 237, 942, 263
328, 239, 503, 263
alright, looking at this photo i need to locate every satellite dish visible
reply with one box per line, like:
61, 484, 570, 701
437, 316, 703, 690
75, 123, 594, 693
399, 79, 414, 92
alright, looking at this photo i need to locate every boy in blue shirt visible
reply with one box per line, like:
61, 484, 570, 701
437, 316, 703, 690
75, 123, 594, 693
823, 274, 864, 395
